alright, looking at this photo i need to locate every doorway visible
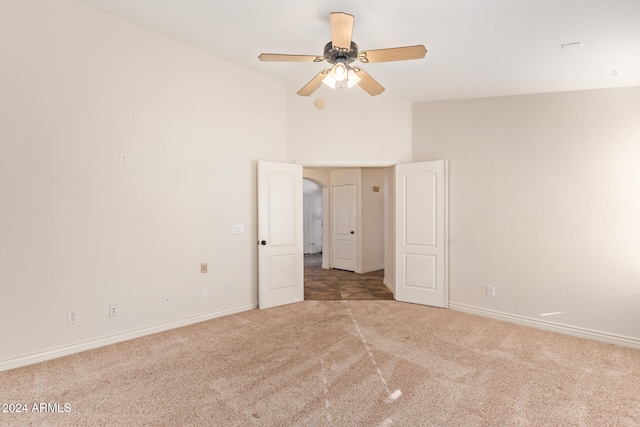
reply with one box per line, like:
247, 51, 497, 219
302, 168, 392, 300
258, 160, 448, 309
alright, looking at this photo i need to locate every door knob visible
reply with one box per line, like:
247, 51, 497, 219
350, 231, 355, 234
260, 240, 267, 245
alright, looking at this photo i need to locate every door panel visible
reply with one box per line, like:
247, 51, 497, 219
336, 239, 352, 260
258, 160, 303, 309
268, 254, 298, 290
405, 171, 436, 246
405, 254, 436, 290
396, 161, 447, 307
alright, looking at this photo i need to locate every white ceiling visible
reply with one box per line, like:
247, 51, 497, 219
77, 0, 640, 102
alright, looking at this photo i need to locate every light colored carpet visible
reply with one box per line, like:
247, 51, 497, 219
1, 300, 639, 426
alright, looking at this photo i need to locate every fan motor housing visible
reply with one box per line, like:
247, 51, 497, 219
324, 41, 358, 64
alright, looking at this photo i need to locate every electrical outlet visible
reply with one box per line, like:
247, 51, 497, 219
201, 263, 208, 273
163, 294, 171, 305
225, 283, 231, 294
109, 304, 119, 317
486, 285, 496, 297
201, 287, 208, 299
231, 224, 244, 234
67, 311, 78, 324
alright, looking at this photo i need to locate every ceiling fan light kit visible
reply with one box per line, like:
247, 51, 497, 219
322, 62, 361, 90
330, 62, 347, 81
258, 12, 427, 97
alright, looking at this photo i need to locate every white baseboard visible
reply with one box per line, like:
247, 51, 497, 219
449, 302, 640, 350
383, 277, 395, 295
361, 264, 385, 274
0, 303, 257, 372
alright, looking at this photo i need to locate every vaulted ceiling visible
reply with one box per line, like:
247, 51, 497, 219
78, 0, 640, 102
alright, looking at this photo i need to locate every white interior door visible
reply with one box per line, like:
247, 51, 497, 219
258, 160, 303, 309
332, 183, 357, 271
395, 160, 448, 308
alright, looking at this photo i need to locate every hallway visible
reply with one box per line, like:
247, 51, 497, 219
304, 254, 394, 300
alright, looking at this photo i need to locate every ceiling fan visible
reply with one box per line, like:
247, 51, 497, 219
258, 12, 427, 97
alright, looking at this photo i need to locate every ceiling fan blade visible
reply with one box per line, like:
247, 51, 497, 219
358, 45, 427, 63
259, 53, 324, 62
353, 67, 385, 96
297, 69, 330, 96
330, 12, 355, 50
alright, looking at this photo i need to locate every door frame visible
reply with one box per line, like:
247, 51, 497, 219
259, 159, 448, 309
331, 181, 358, 272
303, 164, 387, 274
300, 160, 397, 286
303, 194, 311, 254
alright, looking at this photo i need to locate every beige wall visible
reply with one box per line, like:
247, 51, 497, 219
413, 87, 640, 340
286, 90, 412, 164
0, 0, 287, 368
4, 1, 638, 371
361, 169, 386, 272
302, 168, 330, 188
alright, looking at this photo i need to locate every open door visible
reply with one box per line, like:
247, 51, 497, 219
395, 160, 448, 308
258, 160, 304, 309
